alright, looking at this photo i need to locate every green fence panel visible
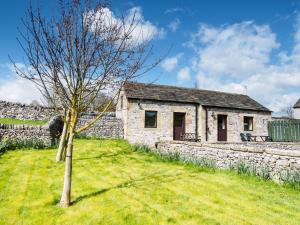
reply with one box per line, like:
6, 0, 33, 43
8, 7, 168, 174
268, 120, 300, 142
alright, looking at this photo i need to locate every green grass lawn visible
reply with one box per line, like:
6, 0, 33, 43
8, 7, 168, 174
0, 139, 300, 225
0, 118, 47, 126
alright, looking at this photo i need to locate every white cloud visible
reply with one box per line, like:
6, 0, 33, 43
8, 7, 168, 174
177, 67, 190, 81
0, 78, 42, 104
190, 21, 279, 77
165, 7, 184, 14
188, 20, 300, 113
0, 64, 42, 104
125, 7, 166, 43
161, 53, 183, 72
87, 6, 165, 46
168, 18, 181, 32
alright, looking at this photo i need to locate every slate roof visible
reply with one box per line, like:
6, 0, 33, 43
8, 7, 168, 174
124, 82, 271, 112
293, 99, 300, 108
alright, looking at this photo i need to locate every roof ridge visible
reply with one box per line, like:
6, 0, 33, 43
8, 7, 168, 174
126, 81, 247, 97
124, 81, 271, 112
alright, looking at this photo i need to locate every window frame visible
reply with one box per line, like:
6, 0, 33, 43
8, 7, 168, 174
244, 116, 254, 131
144, 110, 157, 128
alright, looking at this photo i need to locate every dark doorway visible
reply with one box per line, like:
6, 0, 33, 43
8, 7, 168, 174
217, 115, 227, 141
173, 112, 185, 140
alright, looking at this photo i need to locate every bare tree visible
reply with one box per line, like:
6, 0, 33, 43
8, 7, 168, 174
281, 105, 294, 119
11, 0, 160, 207
30, 100, 40, 107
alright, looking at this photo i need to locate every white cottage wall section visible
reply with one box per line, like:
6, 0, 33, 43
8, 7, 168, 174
294, 108, 300, 120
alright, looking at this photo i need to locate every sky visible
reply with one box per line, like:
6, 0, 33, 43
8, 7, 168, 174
0, 0, 300, 115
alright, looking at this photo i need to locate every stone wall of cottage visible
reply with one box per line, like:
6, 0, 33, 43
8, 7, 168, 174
116, 93, 272, 146
116, 95, 272, 145
156, 141, 300, 181
120, 99, 197, 146
116, 91, 129, 139
0, 101, 60, 121
77, 112, 123, 139
202, 107, 271, 142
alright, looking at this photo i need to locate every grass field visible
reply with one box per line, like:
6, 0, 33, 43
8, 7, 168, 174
0, 118, 47, 126
0, 139, 300, 225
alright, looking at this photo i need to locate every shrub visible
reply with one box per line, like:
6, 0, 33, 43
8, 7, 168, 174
133, 145, 217, 171
0, 142, 8, 154
195, 157, 217, 170
0, 138, 51, 154
235, 160, 271, 180
229, 161, 235, 171
257, 165, 270, 180
74, 133, 89, 139
236, 160, 251, 175
280, 170, 300, 188
74, 133, 104, 140
160, 151, 181, 162
132, 144, 152, 153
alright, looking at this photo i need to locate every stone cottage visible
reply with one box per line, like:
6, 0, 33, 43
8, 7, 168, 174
116, 82, 272, 146
293, 99, 300, 119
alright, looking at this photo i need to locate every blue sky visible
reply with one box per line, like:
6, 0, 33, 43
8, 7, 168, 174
0, 0, 300, 114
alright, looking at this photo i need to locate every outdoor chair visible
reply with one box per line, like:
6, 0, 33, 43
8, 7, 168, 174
264, 136, 272, 142
246, 133, 253, 141
240, 133, 250, 142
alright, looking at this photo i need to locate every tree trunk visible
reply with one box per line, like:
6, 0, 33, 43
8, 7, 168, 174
62, 133, 70, 161
56, 121, 68, 162
60, 127, 75, 207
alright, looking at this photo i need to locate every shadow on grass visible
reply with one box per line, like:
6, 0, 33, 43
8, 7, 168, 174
74, 151, 131, 161
71, 171, 183, 205
71, 188, 110, 205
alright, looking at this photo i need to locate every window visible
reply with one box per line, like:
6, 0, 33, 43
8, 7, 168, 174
244, 116, 253, 131
145, 111, 157, 128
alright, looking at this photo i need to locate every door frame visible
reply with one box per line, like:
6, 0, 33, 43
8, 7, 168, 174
217, 114, 227, 141
173, 112, 186, 140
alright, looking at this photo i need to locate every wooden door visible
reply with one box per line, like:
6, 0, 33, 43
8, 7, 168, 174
173, 113, 185, 140
217, 115, 227, 141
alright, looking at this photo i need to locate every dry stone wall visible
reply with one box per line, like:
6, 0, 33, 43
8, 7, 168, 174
0, 124, 52, 146
77, 112, 123, 139
156, 141, 300, 181
0, 117, 64, 146
0, 100, 123, 142
0, 101, 59, 121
